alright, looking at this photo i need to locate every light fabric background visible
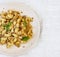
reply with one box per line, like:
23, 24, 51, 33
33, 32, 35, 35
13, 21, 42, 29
0, 0, 60, 57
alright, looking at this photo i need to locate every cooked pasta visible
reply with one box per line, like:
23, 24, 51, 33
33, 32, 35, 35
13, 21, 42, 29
0, 10, 33, 48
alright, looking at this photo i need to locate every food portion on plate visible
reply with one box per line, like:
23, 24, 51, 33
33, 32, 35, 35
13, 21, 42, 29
0, 10, 33, 48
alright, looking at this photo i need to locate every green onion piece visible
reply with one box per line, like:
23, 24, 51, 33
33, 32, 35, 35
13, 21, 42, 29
21, 36, 29, 41
4, 22, 12, 31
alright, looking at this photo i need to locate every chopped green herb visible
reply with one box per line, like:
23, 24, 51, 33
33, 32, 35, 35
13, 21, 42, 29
8, 22, 12, 26
23, 20, 27, 27
21, 36, 29, 41
3, 22, 12, 31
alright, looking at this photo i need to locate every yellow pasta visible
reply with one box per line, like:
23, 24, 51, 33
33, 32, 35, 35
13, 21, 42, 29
0, 37, 7, 44
0, 10, 33, 48
15, 28, 19, 33
12, 33, 18, 37
13, 21, 16, 25
13, 38, 17, 43
14, 41, 20, 47
6, 14, 13, 19
6, 42, 13, 48
2, 30, 6, 35
4, 34, 11, 37
16, 23, 19, 27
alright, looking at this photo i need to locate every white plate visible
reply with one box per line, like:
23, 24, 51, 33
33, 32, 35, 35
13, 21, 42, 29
0, 2, 42, 56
